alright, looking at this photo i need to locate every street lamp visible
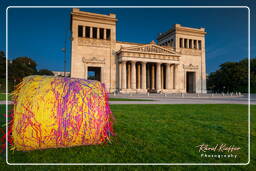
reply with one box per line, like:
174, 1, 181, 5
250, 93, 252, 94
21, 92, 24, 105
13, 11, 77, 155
8, 60, 15, 91
62, 29, 68, 77
61, 47, 66, 77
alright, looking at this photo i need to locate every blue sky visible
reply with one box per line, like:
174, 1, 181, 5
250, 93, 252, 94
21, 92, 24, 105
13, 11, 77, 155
1, 0, 255, 74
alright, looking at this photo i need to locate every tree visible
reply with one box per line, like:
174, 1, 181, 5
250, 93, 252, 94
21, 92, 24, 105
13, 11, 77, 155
207, 58, 255, 93
0, 51, 6, 79
1, 55, 58, 92
0, 51, 6, 92
250, 58, 256, 93
8, 56, 37, 83
38, 69, 54, 76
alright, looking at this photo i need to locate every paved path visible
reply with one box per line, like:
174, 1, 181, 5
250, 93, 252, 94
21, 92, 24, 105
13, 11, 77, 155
0, 101, 13, 105
109, 94, 255, 105
0, 94, 255, 105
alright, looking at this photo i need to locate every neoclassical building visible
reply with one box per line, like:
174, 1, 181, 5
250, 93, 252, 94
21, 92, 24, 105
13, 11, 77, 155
70, 8, 207, 93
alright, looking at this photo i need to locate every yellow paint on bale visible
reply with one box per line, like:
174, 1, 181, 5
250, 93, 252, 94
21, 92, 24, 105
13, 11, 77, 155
12, 75, 113, 151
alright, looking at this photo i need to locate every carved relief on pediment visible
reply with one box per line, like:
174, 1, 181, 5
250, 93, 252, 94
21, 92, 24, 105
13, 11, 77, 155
117, 44, 180, 61
123, 44, 176, 55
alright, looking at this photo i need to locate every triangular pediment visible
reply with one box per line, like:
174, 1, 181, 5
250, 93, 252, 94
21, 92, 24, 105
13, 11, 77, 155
121, 44, 176, 55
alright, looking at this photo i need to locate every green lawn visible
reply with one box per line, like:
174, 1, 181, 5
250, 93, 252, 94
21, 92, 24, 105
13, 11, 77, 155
0, 94, 12, 101
0, 104, 255, 170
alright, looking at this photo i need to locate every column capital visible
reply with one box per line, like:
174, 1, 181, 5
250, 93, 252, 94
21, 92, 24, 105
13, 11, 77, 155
121, 61, 127, 64
141, 61, 147, 64
131, 61, 136, 64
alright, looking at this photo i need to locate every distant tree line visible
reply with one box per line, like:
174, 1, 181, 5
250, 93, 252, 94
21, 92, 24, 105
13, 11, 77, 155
207, 58, 256, 93
0, 51, 54, 92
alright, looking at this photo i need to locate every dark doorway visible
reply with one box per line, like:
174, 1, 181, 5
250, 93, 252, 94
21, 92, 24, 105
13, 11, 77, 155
186, 72, 196, 93
88, 67, 101, 81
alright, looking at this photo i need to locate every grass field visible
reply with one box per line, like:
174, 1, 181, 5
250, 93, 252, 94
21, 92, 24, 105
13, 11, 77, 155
0, 94, 11, 101
0, 104, 255, 170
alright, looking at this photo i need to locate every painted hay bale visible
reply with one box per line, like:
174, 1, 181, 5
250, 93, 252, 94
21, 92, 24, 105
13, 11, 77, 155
12, 75, 113, 151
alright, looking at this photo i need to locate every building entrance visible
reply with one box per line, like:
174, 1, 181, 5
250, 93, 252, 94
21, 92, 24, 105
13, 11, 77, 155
186, 72, 196, 93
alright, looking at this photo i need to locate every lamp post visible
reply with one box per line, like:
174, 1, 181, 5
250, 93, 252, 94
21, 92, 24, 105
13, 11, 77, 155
8, 60, 14, 91
61, 47, 66, 77
62, 30, 68, 77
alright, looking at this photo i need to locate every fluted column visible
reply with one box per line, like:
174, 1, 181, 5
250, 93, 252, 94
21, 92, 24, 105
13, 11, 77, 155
90, 27, 93, 39
161, 65, 164, 89
119, 62, 122, 89
151, 64, 155, 89
137, 63, 141, 89
173, 64, 178, 89
131, 61, 136, 89
127, 63, 131, 89
156, 63, 161, 91
142, 62, 146, 90
104, 29, 107, 40
97, 28, 100, 39
170, 64, 174, 89
82, 26, 85, 37
121, 61, 127, 89
166, 64, 170, 89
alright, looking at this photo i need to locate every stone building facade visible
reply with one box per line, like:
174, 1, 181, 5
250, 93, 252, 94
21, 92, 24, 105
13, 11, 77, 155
70, 8, 207, 93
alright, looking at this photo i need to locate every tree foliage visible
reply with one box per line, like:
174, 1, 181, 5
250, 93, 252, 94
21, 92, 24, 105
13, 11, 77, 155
8, 56, 38, 82
38, 69, 54, 76
0, 51, 56, 92
0, 51, 6, 79
207, 58, 256, 93
0, 51, 6, 92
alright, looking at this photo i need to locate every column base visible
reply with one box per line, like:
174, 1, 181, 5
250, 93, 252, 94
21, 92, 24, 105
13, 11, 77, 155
120, 89, 187, 94
136, 89, 148, 94
119, 89, 148, 94
201, 89, 207, 94
162, 89, 182, 93
108, 88, 118, 93
119, 89, 137, 94
119, 89, 129, 94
